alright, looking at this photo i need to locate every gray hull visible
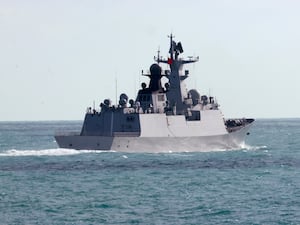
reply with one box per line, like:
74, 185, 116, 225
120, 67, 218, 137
55, 124, 252, 153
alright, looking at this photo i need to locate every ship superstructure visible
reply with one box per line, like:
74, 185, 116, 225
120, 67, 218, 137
55, 35, 254, 152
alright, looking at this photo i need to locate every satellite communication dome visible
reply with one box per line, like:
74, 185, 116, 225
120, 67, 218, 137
188, 89, 200, 106
150, 64, 162, 77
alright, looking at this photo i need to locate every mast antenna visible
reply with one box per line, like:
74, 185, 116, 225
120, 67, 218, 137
168, 33, 175, 59
157, 46, 160, 61
115, 77, 118, 105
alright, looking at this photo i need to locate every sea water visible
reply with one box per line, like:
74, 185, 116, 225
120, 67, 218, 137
0, 119, 299, 224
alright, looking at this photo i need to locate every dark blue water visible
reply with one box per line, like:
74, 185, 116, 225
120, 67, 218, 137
0, 119, 299, 224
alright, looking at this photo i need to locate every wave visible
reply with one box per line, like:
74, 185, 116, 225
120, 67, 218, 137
0, 149, 110, 157
240, 143, 268, 151
0, 144, 268, 157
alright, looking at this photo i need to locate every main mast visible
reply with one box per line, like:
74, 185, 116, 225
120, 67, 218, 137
155, 34, 199, 115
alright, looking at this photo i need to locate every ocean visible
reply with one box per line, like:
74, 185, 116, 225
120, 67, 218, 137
0, 119, 299, 224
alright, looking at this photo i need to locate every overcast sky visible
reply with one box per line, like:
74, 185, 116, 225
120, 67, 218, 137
1, 0, 299, 121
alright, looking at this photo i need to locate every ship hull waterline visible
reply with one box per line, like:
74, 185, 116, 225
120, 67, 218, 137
55, 124, 252, 153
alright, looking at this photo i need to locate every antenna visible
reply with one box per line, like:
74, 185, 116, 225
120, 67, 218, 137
209, 88, 213, 98
168, 33, 175, 60
134, 76, 136, 99
115, 77, 118, 105
157, 46, 160, 62
168, 33, 175, 39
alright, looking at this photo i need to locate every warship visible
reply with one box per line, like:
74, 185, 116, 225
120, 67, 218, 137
55, 34, 254, 152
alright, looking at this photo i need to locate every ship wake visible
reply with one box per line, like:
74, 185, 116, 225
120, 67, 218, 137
0, 148, 111, 157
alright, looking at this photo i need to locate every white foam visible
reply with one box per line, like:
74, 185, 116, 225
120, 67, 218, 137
240, 143, 268, 151
0, 149, 109, 157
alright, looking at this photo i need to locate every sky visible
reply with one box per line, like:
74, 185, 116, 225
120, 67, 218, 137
0, 0, 299, 121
